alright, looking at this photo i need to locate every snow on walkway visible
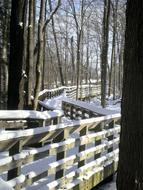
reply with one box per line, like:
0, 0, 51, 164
42, 92, 67, 110
42, 93, 120, 115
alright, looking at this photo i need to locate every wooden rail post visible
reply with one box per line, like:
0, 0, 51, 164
107, 120, 115, 153
54, 128, 69, 188
78, 126, 88, 167
70, 105, 75, 120
8, 140, 23, 190
73, 126, 88, 190
94, 121, 104, 162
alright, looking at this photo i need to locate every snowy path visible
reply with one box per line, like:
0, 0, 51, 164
42, 93, 121, 113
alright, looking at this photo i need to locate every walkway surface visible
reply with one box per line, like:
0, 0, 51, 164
96, 175, 116, 190
98, 182, 116, 190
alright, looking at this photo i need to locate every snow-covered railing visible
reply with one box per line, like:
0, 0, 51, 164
62, 98, 119, 120
39, 86, 67, 101
38, 85, 100, 101
66, 85, 101, 100
0, 110, 64, 129
0, 113, 120, 190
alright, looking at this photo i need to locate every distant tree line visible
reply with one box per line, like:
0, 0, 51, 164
0, 0, 126, 110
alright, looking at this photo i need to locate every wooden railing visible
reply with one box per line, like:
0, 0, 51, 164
38, 85, 100, 101
0, 110, 64, 129
62, 98, 119, 120
0, 110, 120, 190
66, 85, 100, 100
39, 86, 66, 101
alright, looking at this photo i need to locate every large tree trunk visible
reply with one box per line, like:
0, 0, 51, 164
33, 0, 45, 110
26, 0, 34, 109
42, 0, 47, 90
112, 0, 118, 100
0, 0, 10, 109
8, 0, 27, 109
117, 1, 143, 189
108, 1, 118, 98
101, 0, 110, 107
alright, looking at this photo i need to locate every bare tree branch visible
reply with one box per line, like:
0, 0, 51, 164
43, 0, 61, 31
68, 0, 79, 30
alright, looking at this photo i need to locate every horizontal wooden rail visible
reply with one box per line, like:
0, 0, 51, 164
66, 85, 100, 100
0, 110, 64, 129
0, 112, 120, 190
62, 98, 119, 120
38, 85, 100, 102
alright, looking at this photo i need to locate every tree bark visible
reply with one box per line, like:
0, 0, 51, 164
26, 0, 34, 109
112, 0, 118, 100
8, 0, 27, 109
76, 30, 82, 100
33, 0, 45, 110
117, 1, 143, 189
70, 36, 75, 85
42, 0, 48, 90
0, 0, 10, 109
101, 0, 110, 107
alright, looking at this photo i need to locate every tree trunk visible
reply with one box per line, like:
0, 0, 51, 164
101, 0, 110, 107
8, 0, 27, 109
117, 34, 124, 97
33, 0, 45, 110
112, 0, 118, 100
86, 22, 90, 84
26, 0, 34, 109
0, 0, 9, 109
42, 0, 47, 90
71, 36, 75, 85
117, 1, 143, 189
76, 31, 82, 100
48, 0, 64, 86
108, 35, 114, 97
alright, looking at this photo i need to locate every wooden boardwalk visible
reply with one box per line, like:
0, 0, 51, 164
0, 85, 120, 190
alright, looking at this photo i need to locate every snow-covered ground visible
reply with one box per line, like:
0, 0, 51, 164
90, 95, 121, 113
42, 92, 67, 110
42, 93, 121, 114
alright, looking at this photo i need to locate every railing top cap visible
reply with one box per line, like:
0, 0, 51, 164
67, 113, 121, 127
39, 84, 100, 96
0, 110, 64, 120
62, 98, 120, 116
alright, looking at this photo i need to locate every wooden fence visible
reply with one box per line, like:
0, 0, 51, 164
66, 85, 100, 100
62, 98, 119, 120
0, 109, 120, 190
38, 85, 100, 101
